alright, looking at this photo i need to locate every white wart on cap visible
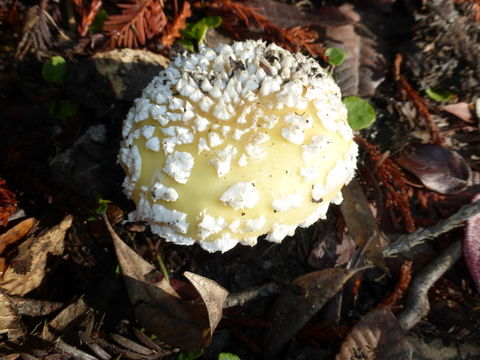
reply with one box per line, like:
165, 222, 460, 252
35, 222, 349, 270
119, 40, 358, 252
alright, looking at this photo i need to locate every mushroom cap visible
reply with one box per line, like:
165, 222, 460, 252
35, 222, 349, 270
119, 40, 357, 252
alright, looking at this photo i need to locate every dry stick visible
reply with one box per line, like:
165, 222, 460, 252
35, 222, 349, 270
78, 331, 112, 360
384, 200, 480, 257
224, 282, 283, 308
398, 240, 462, 331
56, 338, 100, 360
110, 334, 154, 356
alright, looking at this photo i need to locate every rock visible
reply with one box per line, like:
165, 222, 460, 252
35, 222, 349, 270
49, 124, 122, 204
66, 49, 169, 116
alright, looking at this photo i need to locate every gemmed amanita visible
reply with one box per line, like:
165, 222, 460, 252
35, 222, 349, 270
119, 40, 358, 252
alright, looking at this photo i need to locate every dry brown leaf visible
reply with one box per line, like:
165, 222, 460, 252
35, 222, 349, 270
396, 143, 471, 195
0, 291, 25, 342
105, 214, 178, 299
336, 306, 413, 360
325, 4, 385, 96
104, 215, 228, 351
0, 215, 72, 296
340, 179, 387, 269
0, 217, 37, 254
441, 102, 473, 123
184, 271, 228, 338
264, 267, 365, 358
9, 296, 63, 317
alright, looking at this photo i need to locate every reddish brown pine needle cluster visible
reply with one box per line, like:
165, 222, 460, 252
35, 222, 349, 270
103, 0, 168, 48
355, 137, 416, 233
380, 260, 413, 307
72, 0, 102, 37
159, 1, 191, 47
394, 53, 444, 145
0, 178, 17, 226
0, 1, 18, 23
200, 0, 326, 59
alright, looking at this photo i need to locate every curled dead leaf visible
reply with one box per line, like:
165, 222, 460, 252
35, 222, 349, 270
340, 179, 387, 269
325, 4, 385, 96
336, 306, 413, 360
396, 143, 471, 195
442, 102, 473, 123
464, 194, 480, 293
264, 267, 365, 358
0, 215, 72, 295
104, 215, 228, 351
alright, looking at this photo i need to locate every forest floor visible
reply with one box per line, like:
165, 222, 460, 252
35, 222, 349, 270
1, 0, 480, 359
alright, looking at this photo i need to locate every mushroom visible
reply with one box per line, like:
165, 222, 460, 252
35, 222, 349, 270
119, 40, 358, 252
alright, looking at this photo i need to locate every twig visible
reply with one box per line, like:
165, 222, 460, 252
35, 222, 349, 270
110, 334, 154, 355
223, 282, 282, 308
384, 200, 480, 256
132, 328, 165, 353
56, 338, 99, 360
79, 331, 112, 360
398, 240, 461, 330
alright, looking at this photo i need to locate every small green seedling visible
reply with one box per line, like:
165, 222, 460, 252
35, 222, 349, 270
87, 194, 111, 221
326, 47, 346, 67
425, 87, 453, 102
218, 353, 241, 360
181, 16, 222, 51
48, 99, 78, 121
90, 9, 108, 33
343, 96, 376, 130
42, 56, 67, 85
177, 349, 204, 360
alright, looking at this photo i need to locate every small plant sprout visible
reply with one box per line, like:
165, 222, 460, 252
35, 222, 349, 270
42, 56, 67, 85
326, 47, 346, 67
218, 353, 241, 360
343, 96, 377, 130
181, 16, 222, 51
87, 194, 111, 221
425, 87, 454, 102
119, 40, 358, 252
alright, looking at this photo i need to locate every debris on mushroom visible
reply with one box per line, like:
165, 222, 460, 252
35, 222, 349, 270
119, 40, 358, 252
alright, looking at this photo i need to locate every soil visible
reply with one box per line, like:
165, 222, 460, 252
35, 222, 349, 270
1, 0, 480, 359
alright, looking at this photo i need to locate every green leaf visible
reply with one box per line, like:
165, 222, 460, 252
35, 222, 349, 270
200, 15, 222, 28
181, 16, 222, 50
425, 87, 453, 102
177, 349, 204, 360
343, 96, 376, 130
181, 38, 195, 52
42, 56, 67, 85
47, 99, 78, 121
326, 48, 346, 67
218, 353, 241, 360
90, 9, 108, 33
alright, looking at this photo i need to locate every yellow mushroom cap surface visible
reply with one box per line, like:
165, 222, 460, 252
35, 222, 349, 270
119, 40, 358, 252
